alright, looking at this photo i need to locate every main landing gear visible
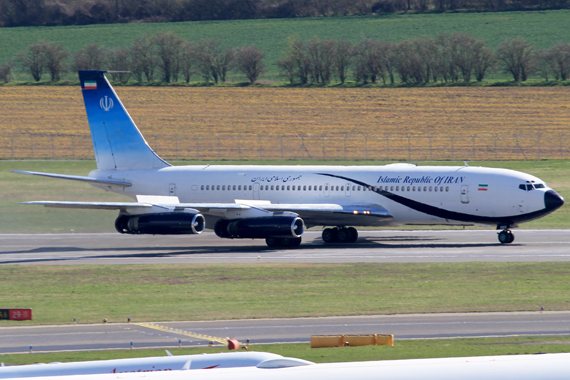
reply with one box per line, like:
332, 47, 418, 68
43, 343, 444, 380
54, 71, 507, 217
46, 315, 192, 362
498, 229, 515, 244
322, 227, 358, 244
265, 237, 302, 248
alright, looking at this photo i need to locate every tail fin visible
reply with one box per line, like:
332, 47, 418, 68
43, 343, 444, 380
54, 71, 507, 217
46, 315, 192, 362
78, 70, 170, 170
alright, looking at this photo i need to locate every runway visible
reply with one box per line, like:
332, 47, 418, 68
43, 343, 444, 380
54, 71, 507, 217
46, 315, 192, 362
1, 311, 569, 354
1, 230, 569, 265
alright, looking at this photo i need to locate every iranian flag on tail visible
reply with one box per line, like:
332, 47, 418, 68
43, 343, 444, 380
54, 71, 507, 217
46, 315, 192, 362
84, 80, 97, 89
478, 184, 488, 191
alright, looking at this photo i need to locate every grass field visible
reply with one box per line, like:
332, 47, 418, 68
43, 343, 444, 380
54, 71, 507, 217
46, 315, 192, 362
1, 159, 568, 233
1, 10, 570, 81
2, 337, 570, 365
1, 86, 569, 161
0, 262, 569, 326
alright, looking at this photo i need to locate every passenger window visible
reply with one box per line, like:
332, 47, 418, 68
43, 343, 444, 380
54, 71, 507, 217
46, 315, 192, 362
325, 186, 328, 191
434, 186, 438, 192
424, 186, 427, 192
238, 185, 241, 190
396, 186, 399, 191
287, 185, 290, 191
303, 186, 307, 191
308, 185, 312, 191
319, 185, 322, 191
352, 186, 356, 191
412, 186, 416, 191
446, 187, 449, 192
249, 185, 252, 190
201, 185, 204, 190
358, 186, 361, 191
206, 185, 210, 190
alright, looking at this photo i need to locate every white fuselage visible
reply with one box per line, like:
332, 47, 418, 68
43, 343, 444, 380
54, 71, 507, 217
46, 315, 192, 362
91, 163, 554, 228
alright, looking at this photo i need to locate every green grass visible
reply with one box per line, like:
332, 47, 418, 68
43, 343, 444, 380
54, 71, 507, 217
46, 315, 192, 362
2, 337, 570, 365
0, 262, 569, 325
1, 10, 570, 81
1, 159, 568, 233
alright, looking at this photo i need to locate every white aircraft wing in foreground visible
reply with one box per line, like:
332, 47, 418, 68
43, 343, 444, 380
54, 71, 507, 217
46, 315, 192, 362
4, 353, 570, 380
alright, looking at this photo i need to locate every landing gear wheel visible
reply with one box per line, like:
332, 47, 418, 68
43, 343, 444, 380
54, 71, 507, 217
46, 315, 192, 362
283, 237, 302, 247
347, 227, 358, 243
498, 230, 515, 244
322, 228, 338, 243
266, 237, 302, 248
337, 228, 350, 243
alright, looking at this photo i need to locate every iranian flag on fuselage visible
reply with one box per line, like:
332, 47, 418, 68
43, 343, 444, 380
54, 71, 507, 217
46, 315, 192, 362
84, 80, 97, 90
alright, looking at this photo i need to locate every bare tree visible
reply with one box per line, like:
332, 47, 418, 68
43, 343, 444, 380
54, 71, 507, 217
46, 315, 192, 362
354, 38, 383, 84
306, 38, 335, 84
179, 40, 197, 83
472, 40, 495, 82
17, 42, 48, 81
275, 55, 296, 84
106, 46, 131, 83
130, 35, 156, 82
152, 31, 184, 83
0, 60, 15, 83
72, 43, 107, 71
195, 39, 234, 83
542, 42, 570, 81
42, 41, 69, 81
234, 44, 265, 84
333, 40, 354, 84
496, 38, 536, 82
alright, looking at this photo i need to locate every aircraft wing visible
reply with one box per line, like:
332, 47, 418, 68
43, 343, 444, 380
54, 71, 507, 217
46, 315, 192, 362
21, 198, 392, 226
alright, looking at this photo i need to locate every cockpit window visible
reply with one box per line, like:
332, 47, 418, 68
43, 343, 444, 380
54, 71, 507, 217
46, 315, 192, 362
519, 181, 545, 191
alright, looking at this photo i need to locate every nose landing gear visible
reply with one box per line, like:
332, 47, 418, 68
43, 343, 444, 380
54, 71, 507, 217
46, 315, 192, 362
498, 229, 515, 244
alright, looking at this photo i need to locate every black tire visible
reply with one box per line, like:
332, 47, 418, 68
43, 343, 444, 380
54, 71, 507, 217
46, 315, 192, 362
347, 227, 358, 243
498, 230, 513, 244
288, 237, 302, 247
322, 228, 337, 243
266, 237, 280, 247
337, 228, 350, 243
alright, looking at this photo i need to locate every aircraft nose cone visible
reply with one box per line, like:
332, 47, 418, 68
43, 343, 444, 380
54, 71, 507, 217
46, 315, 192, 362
545, 190, 564, 212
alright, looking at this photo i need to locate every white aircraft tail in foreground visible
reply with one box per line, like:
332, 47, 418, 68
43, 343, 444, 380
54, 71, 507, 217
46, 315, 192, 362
13, 70, 564, 247
4, 353, 570, 380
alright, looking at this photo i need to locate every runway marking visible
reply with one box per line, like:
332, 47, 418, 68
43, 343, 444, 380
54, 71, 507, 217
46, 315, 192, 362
135, 323, 228, 344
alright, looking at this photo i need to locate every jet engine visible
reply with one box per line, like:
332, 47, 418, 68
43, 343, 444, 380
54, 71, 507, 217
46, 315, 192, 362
214, 216, 304, 239
115, 212, 205, 235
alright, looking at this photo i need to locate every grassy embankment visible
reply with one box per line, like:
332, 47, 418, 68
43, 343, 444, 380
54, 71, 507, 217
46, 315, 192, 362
1, 10, 570, 82
1, 262, 569, 325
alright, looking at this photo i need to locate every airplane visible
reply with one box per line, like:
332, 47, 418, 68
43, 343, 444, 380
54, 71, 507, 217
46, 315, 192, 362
4, 353, 570, 380
0, 352, 286, 378
13, 70, 564, 247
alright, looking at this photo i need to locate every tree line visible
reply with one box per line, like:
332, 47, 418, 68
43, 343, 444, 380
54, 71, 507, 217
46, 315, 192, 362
1, 32, 569, 85
0, 0, 569, 27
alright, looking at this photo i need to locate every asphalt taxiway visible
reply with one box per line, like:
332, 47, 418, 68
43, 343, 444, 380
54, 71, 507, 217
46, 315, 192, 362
1, 311, 569, 354
1, 230, 569, 265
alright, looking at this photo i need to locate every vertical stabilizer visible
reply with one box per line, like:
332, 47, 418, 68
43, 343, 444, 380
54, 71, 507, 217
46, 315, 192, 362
79, 70, 170, 170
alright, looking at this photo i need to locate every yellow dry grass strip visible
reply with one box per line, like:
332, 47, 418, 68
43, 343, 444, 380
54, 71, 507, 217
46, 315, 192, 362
135, 322, 228, 344
1, 86, 569, 160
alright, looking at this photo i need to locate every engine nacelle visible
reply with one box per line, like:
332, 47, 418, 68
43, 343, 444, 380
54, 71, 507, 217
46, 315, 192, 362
115, 212, 205, 235
214, 216, 304, 239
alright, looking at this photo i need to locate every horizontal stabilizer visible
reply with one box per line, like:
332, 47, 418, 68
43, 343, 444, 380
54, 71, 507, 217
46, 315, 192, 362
11, 170, 132, 187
